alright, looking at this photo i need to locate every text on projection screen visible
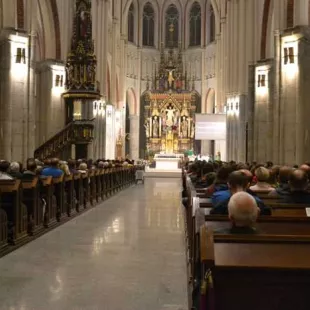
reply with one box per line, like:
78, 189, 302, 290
195, 114, 226, 140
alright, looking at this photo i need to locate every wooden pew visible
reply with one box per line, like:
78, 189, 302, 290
189, 197, 310, 284
95, 170, 102, 203
21, 177, 42, 235
0, 179, 27, 245
198, 197, 309, 217
198, 227, 310, 310
0, 190, 8, 249
81, 172, 89, 208
64, 175, 75, 217
267, 202, 308, 217
88, 169, 96, 206
100, 169, 107, 200
40, 176, 56, 227
52, 175, 64, 221
73, 173, 83, 213
0, 167, 135, 255
204, 215, 310, 235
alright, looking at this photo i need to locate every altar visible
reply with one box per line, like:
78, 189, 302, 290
145, 153, 183, 178
154, 154, 183, 170
141, 42, 200, 158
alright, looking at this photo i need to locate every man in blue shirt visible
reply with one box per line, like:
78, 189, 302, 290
210, 171, 271, 215
41, 158, 63, 178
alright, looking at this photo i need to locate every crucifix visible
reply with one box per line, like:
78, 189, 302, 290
166, 68, 175, 88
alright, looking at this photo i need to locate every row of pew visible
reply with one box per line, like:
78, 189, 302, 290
0, 167, 136, 255
182, 172, 310, 310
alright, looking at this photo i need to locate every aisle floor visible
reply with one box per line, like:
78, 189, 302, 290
0, 178, 188, 310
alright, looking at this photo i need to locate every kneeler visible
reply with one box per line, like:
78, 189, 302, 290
200, 269, 215, 310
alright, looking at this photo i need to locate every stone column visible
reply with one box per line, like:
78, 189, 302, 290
232, 0, 238, 92
0, 30, 28, 162
227, 1, 233, 93
36, 60, 65, 148
129, 115, 140, 160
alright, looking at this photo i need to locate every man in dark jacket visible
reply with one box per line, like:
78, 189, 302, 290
268, 166, 292, 198
282, 169, 310, 204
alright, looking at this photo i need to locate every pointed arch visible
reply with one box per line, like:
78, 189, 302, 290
261, 0, 271, 59
126, 88, 137, 115
205, 88, 216, 114
49, 0, 61, 59
128, 2, 135, 43
35, 0, 60, 59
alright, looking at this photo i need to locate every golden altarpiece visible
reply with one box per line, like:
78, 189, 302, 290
143, 44, 197, 155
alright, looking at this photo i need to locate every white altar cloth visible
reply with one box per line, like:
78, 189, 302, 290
155, 157, 180, 170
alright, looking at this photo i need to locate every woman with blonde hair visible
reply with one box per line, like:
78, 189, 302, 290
59, 161, 71, 176
250, 166, 274, 192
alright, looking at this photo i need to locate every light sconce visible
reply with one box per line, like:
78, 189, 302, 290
55, 74, 64, 87
255, 65, 269, 96
15, 47, 26, 64
282, 35, 299, 79
257, 74, 266, 87
10, 34, 28, 80
283, 46, 295, 65
51, 64, 65, 95
235, 102, 239, 111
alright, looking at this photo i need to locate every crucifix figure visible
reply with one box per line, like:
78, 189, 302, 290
166, 69, 175, 89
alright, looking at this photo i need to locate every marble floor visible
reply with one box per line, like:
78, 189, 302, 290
0, 178, 188, 310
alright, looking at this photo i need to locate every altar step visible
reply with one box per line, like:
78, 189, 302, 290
144, 167, 182, 178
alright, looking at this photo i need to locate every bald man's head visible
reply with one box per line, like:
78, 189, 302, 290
300, 164, 310, 171
300, 165, 310, 180
228, 192, 259, 227
239, 169, 253, 185
289, 169, 308, 191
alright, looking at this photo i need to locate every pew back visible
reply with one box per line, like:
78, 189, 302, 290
199, 227, 310, 310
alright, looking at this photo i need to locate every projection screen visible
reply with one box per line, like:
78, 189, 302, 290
195, 114, 226, 140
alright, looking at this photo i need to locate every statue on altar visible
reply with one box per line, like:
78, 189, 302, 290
165, 106, 175, 127
79, 10, 89, 39
175, 73, 182, 90
144, 120, 150, 138
191, 122, 195, 138
153, 116, 159, 137
181, 117, 188, 138
166, 69, 175, 89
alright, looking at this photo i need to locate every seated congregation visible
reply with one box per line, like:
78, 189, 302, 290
0, 157, 137, 255
183, 160, 310, 310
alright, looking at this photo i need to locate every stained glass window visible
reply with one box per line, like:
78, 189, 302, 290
128, 3, 134, 43
189, 2, 201, 46
143, 3, 155, 46
165, 4, 179, 48
209, 6, 215, 43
